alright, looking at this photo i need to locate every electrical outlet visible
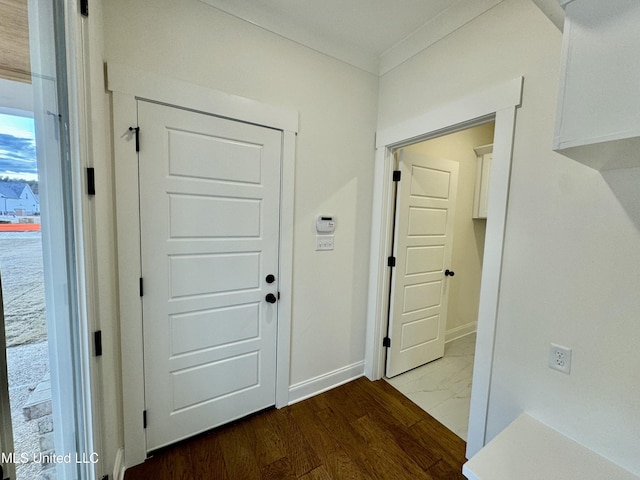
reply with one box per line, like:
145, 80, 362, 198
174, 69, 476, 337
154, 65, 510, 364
549, 343, 572, 374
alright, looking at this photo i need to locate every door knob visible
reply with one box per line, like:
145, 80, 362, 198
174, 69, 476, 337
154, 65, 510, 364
265, 293, 277, 303
445, 269, 455, 277
265, 274, 276, 284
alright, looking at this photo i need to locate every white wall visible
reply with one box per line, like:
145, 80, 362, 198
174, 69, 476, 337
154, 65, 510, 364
96, 0, 377, 454
378, 0, 640, 475
404, 123, 494, 340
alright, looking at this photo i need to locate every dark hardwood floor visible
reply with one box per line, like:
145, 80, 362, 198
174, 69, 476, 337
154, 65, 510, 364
124, 377, 467, 479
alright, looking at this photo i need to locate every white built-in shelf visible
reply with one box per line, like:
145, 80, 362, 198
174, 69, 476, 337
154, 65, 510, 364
553, 0, 640, 170
463, 413, 640, 480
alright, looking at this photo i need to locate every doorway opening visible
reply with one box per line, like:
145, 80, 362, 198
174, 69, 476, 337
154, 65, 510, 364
108, 64, 298, 467
365, 77, 522, 458
384, 121, 495, 441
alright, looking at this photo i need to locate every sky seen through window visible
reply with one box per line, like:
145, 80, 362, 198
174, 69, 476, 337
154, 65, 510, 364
0, 113, 38, 182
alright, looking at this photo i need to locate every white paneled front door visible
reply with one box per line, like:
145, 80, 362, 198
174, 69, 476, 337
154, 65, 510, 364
137, 100, 282, 451
386, 150, 459, 378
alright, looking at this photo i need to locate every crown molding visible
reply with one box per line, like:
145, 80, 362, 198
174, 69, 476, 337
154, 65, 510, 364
379, 0, 503, 75
198, 0, 557, 77
198, 0, 380, 74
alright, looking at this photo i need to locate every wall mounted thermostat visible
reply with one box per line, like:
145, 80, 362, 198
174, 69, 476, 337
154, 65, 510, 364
316, 216, 336, 234
316, 215, 336, 235
316, 216, 335, 251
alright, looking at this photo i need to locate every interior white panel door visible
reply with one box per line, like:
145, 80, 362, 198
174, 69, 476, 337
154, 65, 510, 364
386, 150, 459, 378
138, 100, 281, 451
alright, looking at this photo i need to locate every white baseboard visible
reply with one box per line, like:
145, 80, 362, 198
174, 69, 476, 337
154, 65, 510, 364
445, 322, 477, 343
288, 361, 365, 405
113, 447, 125, 480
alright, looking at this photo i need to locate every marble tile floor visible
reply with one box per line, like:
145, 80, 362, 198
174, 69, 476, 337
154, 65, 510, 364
385, 333, 476, 441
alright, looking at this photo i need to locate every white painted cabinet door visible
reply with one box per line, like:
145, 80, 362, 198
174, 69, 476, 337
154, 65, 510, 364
386, 151, 459, 378
138, 101, 281, 451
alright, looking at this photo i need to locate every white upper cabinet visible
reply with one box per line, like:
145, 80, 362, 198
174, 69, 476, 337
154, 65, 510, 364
473, 144, 492, 219
553, 0, 640, 170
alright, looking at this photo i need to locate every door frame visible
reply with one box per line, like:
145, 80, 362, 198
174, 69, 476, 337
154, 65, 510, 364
108, 63, 298, 469
365, 77, 523, 458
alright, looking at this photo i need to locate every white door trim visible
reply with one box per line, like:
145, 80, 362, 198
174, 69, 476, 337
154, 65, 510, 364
365, 77, 523, 458
107, 63, 299, 133
108, 64, 298, 468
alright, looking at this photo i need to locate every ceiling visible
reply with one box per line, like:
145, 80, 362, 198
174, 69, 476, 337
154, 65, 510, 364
204, 0, 458, 56
199, 0, 564, 75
